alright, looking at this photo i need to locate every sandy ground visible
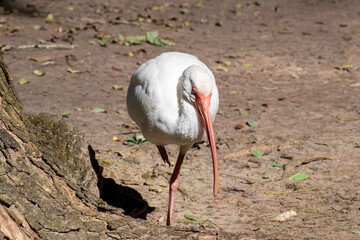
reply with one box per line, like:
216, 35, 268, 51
1, 0, 360, 239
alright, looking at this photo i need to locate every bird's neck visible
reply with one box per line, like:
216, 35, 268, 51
176, 92, 203, 142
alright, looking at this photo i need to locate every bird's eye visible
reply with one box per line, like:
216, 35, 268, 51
191, 88, 196, 95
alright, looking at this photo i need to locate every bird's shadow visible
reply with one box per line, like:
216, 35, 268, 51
88, 145, 155, 219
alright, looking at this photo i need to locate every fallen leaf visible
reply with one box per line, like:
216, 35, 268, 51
246, 120, 258, 127
17, 78, 30, 85
111, 66, 122, 72
240, 110, 249, 117
113, 85, 124, 90
351, 230, 360, 235
267, 162, 284, 168
262, 171, 270, 179
180, 8, 189, 14
116, 109, 126, 115
46, 13, 55, 23
126, 34, 146, 45
124, 133, 149, 146
334, 64, 353, 71
149, 186, 163, 193
33, 69, 45, 76
336, 115, 360, 120
252, 150, 263, 157
32, 25, 41, 30
247, 2, 261, 7
112, 136, 121, 141
41, 61, 55, 66
184, 214, 202, 222
243, 63, 254, 67
213, 65, 229, 73
62, 111, 69, 118
235, 123, 243, 129
262, 86, 279, 90
145, 31, 159, 44
0, 45, 12, 52
29, 56, 52, 62
342, 35, 352, 41
288, 173, 309, 180
272, 6, 278, 12
331, 205, 342, 212
90, 108, 107, 113
273, 210, 297, 222
252, 226, 261, 231
222, 60, 231, 66
67, 68, 81, 74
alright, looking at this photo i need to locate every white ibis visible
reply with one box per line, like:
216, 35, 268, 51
126, 52, 219, 226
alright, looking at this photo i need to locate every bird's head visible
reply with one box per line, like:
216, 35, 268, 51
181, 65, 218, 197
181, 65, 213, 103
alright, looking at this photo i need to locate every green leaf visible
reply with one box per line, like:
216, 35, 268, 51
252, 225, 261, 231
33, 69, 45, 76
247, 2, 260, 7
158, 39, 175, 46
116, 109, 126, 115
181, 168, 190, 172
126, 35, 146, 45
267, 162, 284, 168
123, 141, 135, 146
41, 60, 55, 66
112, 85, 124, 90
331, 205, 342, 212
98, 38, 107, 47
124, 133, 149, 146
335, 64, 353, 71
184, 214, 202, 222
62, 111, 69, 118
262, 171, 270, 179
288, 173, 309, 180
67, 68, 81, 74
90, 108, 107, 113
1, 45, 13, 52
351, 230, 360, 235
114, 34, 125, 42
243, 63, 254, 67
17, 78, 30, 85
149, 186, 163, 193
240, 110, 249, 117
180, 8, 189, 14
145, 31, 159, 44
252, 150, 263, 157
246, 121, 258, 127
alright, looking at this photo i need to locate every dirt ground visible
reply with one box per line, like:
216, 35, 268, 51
1, 0, 360, 239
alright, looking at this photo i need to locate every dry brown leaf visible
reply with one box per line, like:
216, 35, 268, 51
29, 56, 53, 62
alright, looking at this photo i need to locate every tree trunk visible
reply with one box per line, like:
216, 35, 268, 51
0, 55, 236, 239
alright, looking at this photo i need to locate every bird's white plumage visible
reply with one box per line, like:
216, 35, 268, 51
126, 52, 219, 146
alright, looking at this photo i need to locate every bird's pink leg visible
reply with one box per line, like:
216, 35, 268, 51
166, 146, 189, 226
157, 145, 170, 166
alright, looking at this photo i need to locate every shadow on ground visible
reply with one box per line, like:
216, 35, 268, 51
88, 145, 155, 219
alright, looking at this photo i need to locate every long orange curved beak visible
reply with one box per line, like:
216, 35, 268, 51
193, 87, 218, 197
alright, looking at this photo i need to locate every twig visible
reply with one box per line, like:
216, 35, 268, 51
17, 44, 75, 50
200, 219, 222, 231
282, 154, 342, 179
291, 209, 333, 217
222, 141, 296, 159
265, 188, 317, 195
